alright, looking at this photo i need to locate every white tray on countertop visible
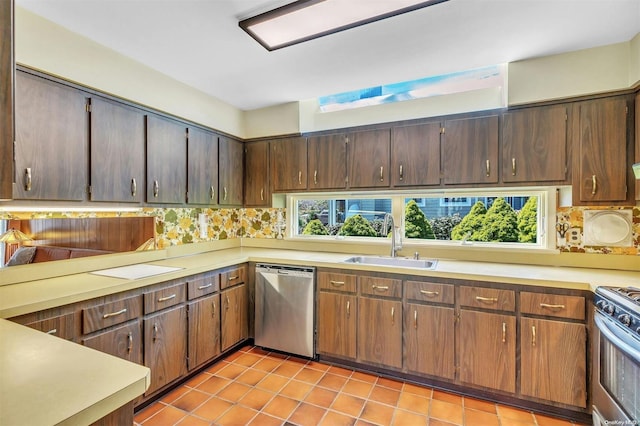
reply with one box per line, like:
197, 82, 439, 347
90, 264, 183, 280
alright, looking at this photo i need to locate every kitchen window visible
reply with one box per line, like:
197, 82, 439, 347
288, 187, 557, 252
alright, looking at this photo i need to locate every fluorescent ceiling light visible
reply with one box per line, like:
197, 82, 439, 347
239, 0, 449, 51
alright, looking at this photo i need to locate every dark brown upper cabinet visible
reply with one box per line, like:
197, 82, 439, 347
442, 115, 499, 185
218, 136, 244, 206
14, 71, 88, 201
187, 127, 218, 205
348, 129, 391, 189
0, 0, 13, 200
502, 105, 568, 183
90, 97, 145, 203
244, 141, 270, 207
308, 134, 348, 190
146, 114, 187, 204
270, 136, 307, 192
574, 95, 632, 204
391, 123, 441, 187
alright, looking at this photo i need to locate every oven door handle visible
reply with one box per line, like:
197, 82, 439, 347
595, 313, 640, 364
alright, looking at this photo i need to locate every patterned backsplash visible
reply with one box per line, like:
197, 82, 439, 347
2, 205, 638, 256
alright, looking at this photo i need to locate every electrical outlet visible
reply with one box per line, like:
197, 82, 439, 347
566, 228, 581, 245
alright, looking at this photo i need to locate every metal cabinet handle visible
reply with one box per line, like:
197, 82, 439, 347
46, 328, 57, 335
212, 300, 216, 317
131, 178, 137, 197
391, 307, 395, 324
399, 164, 403, 181
372, 285, 389, 292
225, 295, 230, 310
314, 170, 318, 185
346, 300, 350, 317
531, 325, 536, 346
24, 168, 32, 191
380, 166, 384, 182
502, 322, 506, 343
127, 332, 133, 353
223, 187, 228, 201
103, 308, 127, 319
153, 180, 159, 197
511, 158, 516, 176
486, 160, 490, 177
420, 290, 439, 297
228, 275, 239, 281
260, 188, 264, 201
539, 303, 565, 310
413, 310, 417, 329
298, 171, 302, 185
591, 175, 597, 195
158, 294, 176, 302
210, 185, 215, 200
330, 280, 345, 287
475, 296, 498, 304
153, 323, 158, 341
198, 283, 213, 290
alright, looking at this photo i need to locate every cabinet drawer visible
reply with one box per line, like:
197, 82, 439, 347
83, 295, 142, 334
220, 265, 247, 289
359, 276, 402, 299
405, 281, 454, 304
26, 312, 75, 340
520, 292, 585, 320
318, 271, 357, 293
188, 272, 220, 300
459, 287, 515, 312
144, 283, 186, 314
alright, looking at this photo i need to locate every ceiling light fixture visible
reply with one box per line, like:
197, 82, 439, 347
239, 0, 449, 51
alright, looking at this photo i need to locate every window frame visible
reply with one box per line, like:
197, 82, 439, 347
286, 187, 558, 253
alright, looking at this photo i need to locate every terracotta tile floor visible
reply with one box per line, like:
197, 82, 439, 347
134, 346, 587, 426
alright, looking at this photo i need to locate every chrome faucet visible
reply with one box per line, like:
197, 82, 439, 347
382, 213, 401, 257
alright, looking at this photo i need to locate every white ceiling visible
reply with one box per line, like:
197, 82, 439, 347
16, 0, 640, 111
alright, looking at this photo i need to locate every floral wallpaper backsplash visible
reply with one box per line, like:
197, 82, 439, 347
556, 206, 639, 255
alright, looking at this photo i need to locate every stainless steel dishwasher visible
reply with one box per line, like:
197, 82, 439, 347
255, 263, 315, 358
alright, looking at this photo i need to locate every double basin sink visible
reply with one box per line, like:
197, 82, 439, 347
343, 255, 437, 270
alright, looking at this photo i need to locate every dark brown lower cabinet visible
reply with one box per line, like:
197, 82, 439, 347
404, 303, 455, 380
82, 320, 143, 365
221, 283, 248, 352
317, 291, 357, 360
357, 296, 402, 368
188, 294, 221, 370
144, 305, 188, 395
520, 318, 587, 408
459, 310, 516, 393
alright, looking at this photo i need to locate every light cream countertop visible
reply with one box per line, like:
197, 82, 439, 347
0, 319, 150, 426
2, 247, 640, 319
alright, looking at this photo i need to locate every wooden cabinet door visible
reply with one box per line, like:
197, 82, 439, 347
187, 127, 218, 205
502, 105, 568, 183
0, 0, 13, 200
442, 116, 499, 185
459, 310, 515, 393
14, 71, 88, 200
221, 284, 248, 351
348, 129, 391, 188
218, 136, 244, 206
144, 305, 188, 395
404, 303, 455, 380
146, 114, 186, 204
308, 134, 347, 190
391, 123, 441, 187
90, 97, 145, 202
270, 136, 307, 191
636, 92, 640, 201
244, 141, 270, 206
83, 320, 143, 365
188, 294, 221, 371
317, 292, 356, 359
357, 297, 402, 368
521, 318, 586, 407
575, 96, 629, 203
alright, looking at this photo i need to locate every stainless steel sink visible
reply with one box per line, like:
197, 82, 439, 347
343, 256, 437, 270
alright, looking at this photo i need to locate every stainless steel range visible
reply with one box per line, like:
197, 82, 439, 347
592, 286, 640, 424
